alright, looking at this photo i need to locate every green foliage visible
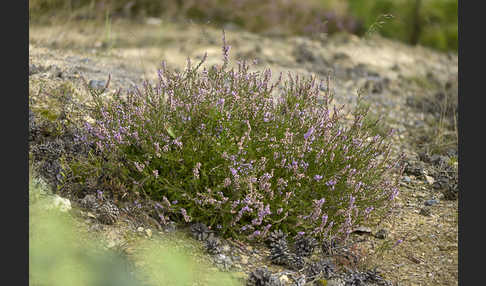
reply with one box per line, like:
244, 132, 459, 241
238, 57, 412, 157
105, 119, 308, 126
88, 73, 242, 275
348, 0, 457, 52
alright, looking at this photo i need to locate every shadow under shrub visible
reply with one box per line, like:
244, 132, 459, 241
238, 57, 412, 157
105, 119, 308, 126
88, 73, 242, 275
68, 36, 402, 243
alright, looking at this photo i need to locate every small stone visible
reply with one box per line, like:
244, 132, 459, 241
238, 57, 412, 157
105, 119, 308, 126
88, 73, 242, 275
137, 227, 144, 232
145, 228, 152, 238
86, 212, 97, 219
45, 195, 72, 212
53, 195, 72, 212
375, 229, 388, 239
425, 175, 435, 185
431, 155, 449, 167
89, 79, 106, 90
430, 154, 440, 161
279, 274, 289, 284
424, 199, 439, 206
352, 226, 372, 235
240, 255, 249, 264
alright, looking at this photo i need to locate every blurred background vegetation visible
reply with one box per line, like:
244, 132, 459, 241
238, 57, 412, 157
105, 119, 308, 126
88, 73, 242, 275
29, 0, 457, 52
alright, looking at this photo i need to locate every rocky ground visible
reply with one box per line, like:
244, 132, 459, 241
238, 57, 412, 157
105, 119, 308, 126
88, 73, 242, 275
29, 18, 458, 286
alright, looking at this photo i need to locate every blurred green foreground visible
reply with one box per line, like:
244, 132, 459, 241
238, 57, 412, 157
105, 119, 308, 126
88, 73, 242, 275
29, 172, 240, 286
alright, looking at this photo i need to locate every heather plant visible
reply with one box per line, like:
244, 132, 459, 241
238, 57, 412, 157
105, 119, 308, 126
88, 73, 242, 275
70, 32, 402, 243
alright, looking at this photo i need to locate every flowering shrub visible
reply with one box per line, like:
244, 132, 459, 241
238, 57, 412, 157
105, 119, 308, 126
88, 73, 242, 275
73, 33, 402, 243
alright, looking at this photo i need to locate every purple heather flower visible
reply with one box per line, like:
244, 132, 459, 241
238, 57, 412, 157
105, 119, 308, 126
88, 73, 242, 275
158, 214, 166, 223
321, 214, 328, 226
292, 160, 298, 168
389, 187, 399, 200
314, 174, 323, 181
193, 162, 201, 179
223, 178, 231, 187
393, 239, 404, 248
262, 224, 272, 236
181, 208, 191, 222
114, 132, 122, 143
134, 162, 145, 173
173, 138, 183, 148
304, 126, 315, 140
221, 30, 231, 68
162, 197, 172, 209
349, 195, 355, 206
330, 152, 335, 162
326, 179, 337, 188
